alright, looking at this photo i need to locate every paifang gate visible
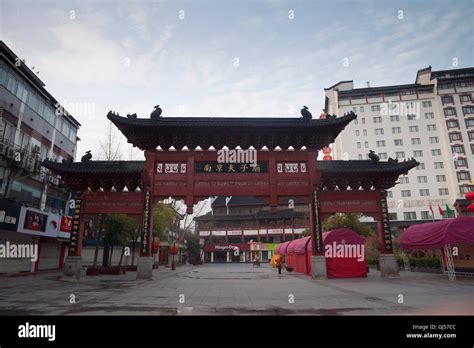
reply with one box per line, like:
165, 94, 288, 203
44, 110, 419, 279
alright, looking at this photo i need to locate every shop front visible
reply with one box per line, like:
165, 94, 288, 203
250, 242, 276, 262
203, 243, 250, 263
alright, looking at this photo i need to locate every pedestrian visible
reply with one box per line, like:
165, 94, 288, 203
276, 255, 282, 275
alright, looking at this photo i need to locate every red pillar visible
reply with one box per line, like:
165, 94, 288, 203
58, 241, 66, 270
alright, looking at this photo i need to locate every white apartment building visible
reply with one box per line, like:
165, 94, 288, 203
324, 66, 474, 224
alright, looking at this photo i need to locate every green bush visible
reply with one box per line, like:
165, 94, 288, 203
408, 256, 441, 268
366, 256, 379, 266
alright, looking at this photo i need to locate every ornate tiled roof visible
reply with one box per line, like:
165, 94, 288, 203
106, 111, 357, 151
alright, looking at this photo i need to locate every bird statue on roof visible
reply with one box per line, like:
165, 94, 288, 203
368, 150, 379, 163
127, 113, 137, 119
150, 105, 162, 119
301, 105, 312, 120
388, 157, 398, 164
81, 150, 92, 163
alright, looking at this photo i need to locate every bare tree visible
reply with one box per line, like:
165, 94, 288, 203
99, 121, 123, 160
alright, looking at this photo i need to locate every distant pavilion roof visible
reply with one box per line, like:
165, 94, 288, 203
43, 158, 418, 192
106, 111, 357, 151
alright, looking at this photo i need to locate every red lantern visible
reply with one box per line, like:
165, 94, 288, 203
323, 155, 333, 160
465, 192, 474, 201
467, 204, 474, 213
319, 112, 327, 119
322, 146, 331, 154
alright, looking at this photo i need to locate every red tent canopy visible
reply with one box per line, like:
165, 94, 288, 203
287, 236, 311, 255
400, 217, 474, 250
274, 241, 291, 255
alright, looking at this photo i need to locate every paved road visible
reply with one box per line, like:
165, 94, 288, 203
0, 263, 473, 315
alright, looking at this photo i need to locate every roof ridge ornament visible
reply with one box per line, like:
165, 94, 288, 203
150, 105, 162, 119
368, 150, 379, 163
300, 105, 312, 120
81, 150, 92, 163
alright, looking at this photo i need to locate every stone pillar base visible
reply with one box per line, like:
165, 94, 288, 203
137, 256, 153, 280
379, 254, 400, 278
63, 256, 82, 280
311, 255, 327, 279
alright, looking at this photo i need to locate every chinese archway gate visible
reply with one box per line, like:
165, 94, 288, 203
44, 110, 418, 279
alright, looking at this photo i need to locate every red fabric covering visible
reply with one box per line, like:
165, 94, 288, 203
274, 241, 291, 255
306, 228, 367, 278
275, 228, 367, 278
400, 217, 474, 250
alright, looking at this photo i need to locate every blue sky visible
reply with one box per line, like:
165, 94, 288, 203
1, 0, 473, 159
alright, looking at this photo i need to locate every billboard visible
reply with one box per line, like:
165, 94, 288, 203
17, 207, 60, 237
0, 199, 22, 231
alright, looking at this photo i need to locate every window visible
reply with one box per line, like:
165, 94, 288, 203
353, 107, 357, 113
360, 106, 364, 112
419, 189, 430, 196
400, 177, 409, 184
449, 132, 462, 141
394, 139, 403, 146
421, 211, 430, 220
412, 138, 421, 145
403, 212, 416, 220
416, 163, 425, 170
357, 142, 361, 149
451, 144, 465, 154
361, 118, 366, 124
409, 126, 419, 132
364, 141, 369, 148
358, 154, 363, 160
425, 112, 434, 119
441, 95, 454, 105
376, 140, 386, 147
457, 81, 474, 88
438, 83, 454, 90
457, 171, 471, 181
407, 114, 417, 120
354, 119, 358, 125
387, 191, 393, 198
396, 151, 405, 159
460, 186, 474, 194
431, 149, 441, 156
388, 213, 397, 220
427, 124, 436, 131
436, 175, 446, 182
422, 101, 432, 107
392, 127, 401, 134
468, 131, 474, 141
390, 115, 399, 122
438, 188, 449, 195
429, 137, 439, 143
434, 162, 444, 169
371, 105, 380, 111
356, 130, 360, 136
375, 128, 384, 135
363, 129, 367, 136
6, 74, 18, 94
463, 106, 474, 114
378, 152, 387, 159
444, 108, 456, 116
460, 94, 472, 103
373, 117, 382, 123
413, 150, 423, 157
446, 120, 459, 129
401, 190, 411, 197
454, 157, 467, 168
417, 176, 428, 183
466, 119, 474, 127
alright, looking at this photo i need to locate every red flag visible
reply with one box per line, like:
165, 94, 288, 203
429, 204, 434, 216
438, 205, 446, 216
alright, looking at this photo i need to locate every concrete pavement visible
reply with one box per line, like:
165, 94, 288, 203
0, 263, 473, 315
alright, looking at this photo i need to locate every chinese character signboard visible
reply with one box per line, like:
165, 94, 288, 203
69, 197, 83, 255
311, 190, 323, 253
195, 162, 268, 173
379, 191, 393, 252
141, 191, 151, 256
